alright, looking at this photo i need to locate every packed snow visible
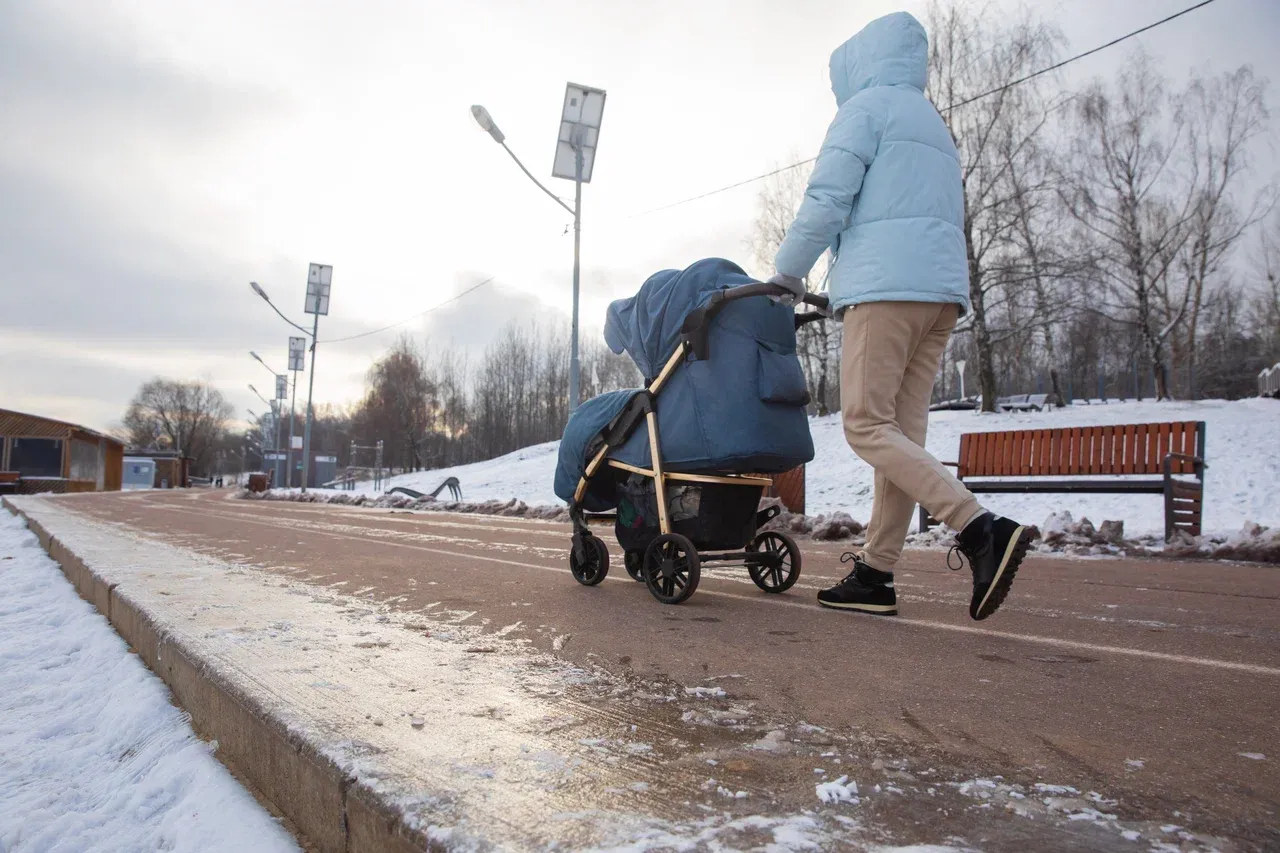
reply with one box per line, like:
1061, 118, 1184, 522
353, 399, 1278, 536
0, 511, 300, 853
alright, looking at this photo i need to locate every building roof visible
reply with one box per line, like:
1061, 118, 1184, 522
0, 408, 124, 446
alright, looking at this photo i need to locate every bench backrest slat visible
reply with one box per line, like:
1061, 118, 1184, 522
956, 421, 1204, 478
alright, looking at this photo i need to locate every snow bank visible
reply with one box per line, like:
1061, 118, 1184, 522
341, 399, 1276, 538
0, 511, 299, 853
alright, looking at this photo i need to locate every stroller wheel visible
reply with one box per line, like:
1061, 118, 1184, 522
747, 531, 801, 593
624, 550, 645, 582
570, 535, 610, 586
643, 534, 701, 605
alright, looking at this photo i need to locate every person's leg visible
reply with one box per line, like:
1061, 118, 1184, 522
860, 303, 970, 569
822, 301, 1031, 620
818, 301, 962, 616
842, 302, 982, 537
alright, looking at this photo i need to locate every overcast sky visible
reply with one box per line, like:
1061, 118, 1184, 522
2, 0, 1276, 433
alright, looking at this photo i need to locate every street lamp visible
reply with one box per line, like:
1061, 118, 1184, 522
300, 263, 331, 493
471, 81, 605, 411
250, 350, 294, 485
248, 384, 277, 472
246, 409, 266, 472
249, 268, 332, 493
286, 336, 305, 487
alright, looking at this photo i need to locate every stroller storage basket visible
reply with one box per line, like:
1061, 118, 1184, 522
616, 473, 762, 554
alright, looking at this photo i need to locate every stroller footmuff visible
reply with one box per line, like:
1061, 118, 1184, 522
553, 258, 828, 604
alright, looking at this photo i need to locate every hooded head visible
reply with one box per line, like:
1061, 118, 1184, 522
829, 11, 928, 106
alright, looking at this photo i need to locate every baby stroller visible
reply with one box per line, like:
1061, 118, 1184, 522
553, 258, 830, 604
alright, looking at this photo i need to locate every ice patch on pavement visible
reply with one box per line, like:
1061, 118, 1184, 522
684, 686, 728, 699
580, 813, 829, 852
0, 510, 299, 853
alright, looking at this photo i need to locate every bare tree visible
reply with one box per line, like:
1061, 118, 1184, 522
1251, 215, 1280, 359
992, 83, 1082, 404
1175, 65, 1274, 397
1061, 51, 1201, 400
927, 0, 1065, 410
357, 336, 434, 471
122, 378, 234, 474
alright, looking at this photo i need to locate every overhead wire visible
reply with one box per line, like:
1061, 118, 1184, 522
319, 276, 496, 344
626, 0, 1223, 218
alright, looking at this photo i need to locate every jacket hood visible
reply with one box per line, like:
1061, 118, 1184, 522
830, 11, 928, 106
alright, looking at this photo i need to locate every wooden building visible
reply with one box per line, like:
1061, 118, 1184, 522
0, 408, 125, 494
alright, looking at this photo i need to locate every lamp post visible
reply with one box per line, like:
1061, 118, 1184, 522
251, 349, 297, 487
246, 408, 265, 470
287, 336, 305, 487
471, 82, 605, 412
299, 264, 331, 492
248, 384, 279, 481
250, 268, 331, 493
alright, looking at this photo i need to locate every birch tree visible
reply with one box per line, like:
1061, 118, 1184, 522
926, 0, 1065, 410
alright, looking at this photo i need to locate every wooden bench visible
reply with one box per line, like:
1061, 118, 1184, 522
919, 421, 1207, 542
0, 471, 18, 495
995, 393, 1051, 412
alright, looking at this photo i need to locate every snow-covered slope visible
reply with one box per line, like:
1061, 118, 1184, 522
358, 399, 1279, 536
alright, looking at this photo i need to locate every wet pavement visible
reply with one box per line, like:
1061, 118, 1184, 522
40, 489, 1280, 850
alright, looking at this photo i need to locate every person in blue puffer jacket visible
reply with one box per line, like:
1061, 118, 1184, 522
769, 11, 1030, 621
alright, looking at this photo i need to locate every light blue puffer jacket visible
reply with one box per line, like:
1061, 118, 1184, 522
773, 12, 970, 315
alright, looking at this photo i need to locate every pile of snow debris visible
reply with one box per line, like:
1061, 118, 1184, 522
760, 507, 865, 541
239, 490, 1280, 563
1027, 511, 1280, 563
240, 488, 574, 521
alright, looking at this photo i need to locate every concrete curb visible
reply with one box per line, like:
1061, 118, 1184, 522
3, 496, 435, 853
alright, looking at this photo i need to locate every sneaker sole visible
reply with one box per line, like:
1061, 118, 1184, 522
972, 525, 1030, 620
818, 599, 898, 616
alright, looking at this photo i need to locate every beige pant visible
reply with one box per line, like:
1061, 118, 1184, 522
842, 301, 983, 572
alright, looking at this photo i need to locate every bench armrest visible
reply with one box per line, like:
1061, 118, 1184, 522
1163, 453, 1207, 476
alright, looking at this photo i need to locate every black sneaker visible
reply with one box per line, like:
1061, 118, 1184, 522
949, 512, 1031, 620
817, 555, 898, 615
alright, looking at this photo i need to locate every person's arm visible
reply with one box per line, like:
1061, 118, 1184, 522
774, 105, 882, 280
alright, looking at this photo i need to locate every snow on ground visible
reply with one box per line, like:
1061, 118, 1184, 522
0, 511, 300, 853
349, 440, 564, 508
351, 398, 1278, 537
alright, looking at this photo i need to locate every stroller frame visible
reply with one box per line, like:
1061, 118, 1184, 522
566, 282, 829, 604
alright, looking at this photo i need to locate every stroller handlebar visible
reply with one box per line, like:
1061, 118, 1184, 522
717, 281, 832, 313
680, 281, 832, 361
801, 292, 831, 311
